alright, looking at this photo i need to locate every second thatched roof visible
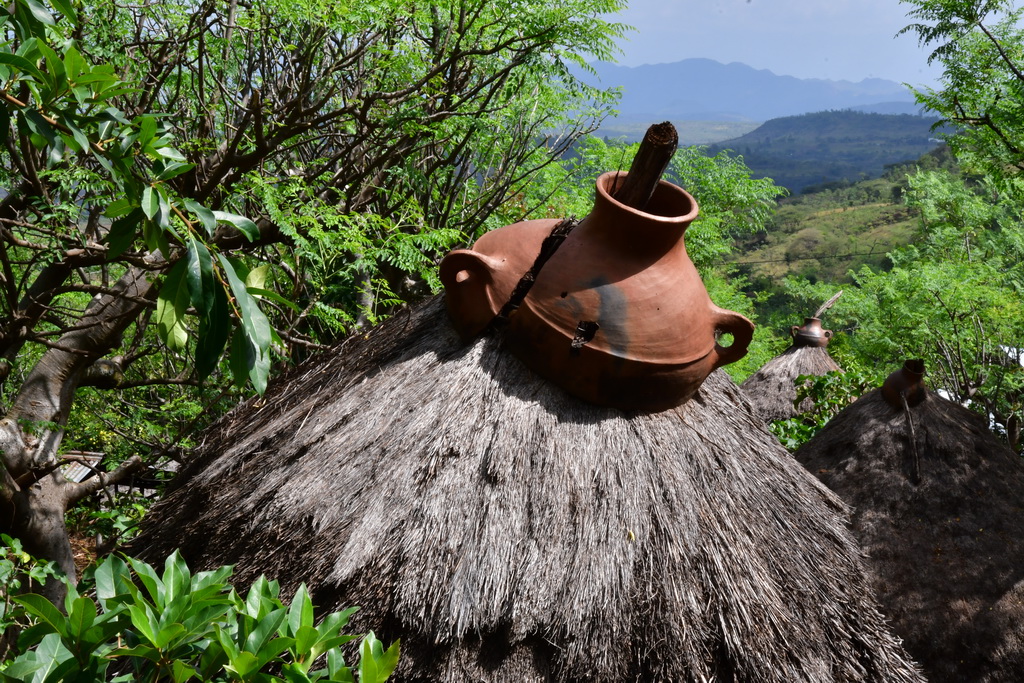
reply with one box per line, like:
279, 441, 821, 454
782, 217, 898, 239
741, 344, 842, 422
132, 297, 921, 682
795, 383, 1024, 682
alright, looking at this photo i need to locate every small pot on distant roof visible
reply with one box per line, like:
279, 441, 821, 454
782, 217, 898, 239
881, 359, 928, 409
791, 317, 832, 348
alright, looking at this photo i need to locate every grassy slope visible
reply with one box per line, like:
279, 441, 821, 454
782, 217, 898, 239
733, 146, 956, 288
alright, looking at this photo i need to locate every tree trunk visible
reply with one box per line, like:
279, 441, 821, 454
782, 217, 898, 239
0, 264, 156, 603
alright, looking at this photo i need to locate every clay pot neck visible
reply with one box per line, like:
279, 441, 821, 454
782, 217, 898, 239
585, 172, 699, 253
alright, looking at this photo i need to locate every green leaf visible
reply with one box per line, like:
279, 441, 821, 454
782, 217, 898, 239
136, 115, 157, 149
358, 633, 399, 683
106, 208, 142, 258
66, 595, 97, 645
127, 552, 165, 607
156, 160, 195, 181
141, 186, 159, 220
156, 259, 191, 352
244, 607, 287, 656
0, 51, 45, 81
185, 238, 215, 317
126, 603, 159, 645
154, 622, 187, 650
225, 650, 260, 679
212, 210, 260, 242
196, 284, 230, 380
60, 116, 90, 152
246, 287, 302, 313
229, 327, 251, 390
287, 584, 314, 636
94, 555, 134, 604
170, 659, 196, 683
220, 255, 271, 393
162, 550, 191, 605
14, 593, 68, 638
22, 0, 56, 25
184, 200, 216, 236
24, 109, 56, 147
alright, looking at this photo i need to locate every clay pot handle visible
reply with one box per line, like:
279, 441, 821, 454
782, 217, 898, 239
791, 325, 800, 339
439, 249, 503, 340
711, 306, 755, 368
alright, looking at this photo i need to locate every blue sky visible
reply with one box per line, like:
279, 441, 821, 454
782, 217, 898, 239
610, 0, 942, 86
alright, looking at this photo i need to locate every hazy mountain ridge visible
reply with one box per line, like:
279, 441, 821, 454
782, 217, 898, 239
586, 58, 922, 124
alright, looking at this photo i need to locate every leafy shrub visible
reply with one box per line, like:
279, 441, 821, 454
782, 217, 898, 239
1, 550, 398, 682
770, 369, 877, 450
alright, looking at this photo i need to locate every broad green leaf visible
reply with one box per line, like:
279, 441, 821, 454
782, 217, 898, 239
225, 651, 260, 680
229, 327, 253, 390
137, 115, 157, 149
105, 208, 142, 258
142, 216, 172, 259
61, 44, 84, 78
22, 0, 56, 25
220, 255, 271, 393
245, 264, 269, 290
153, 622, 186, 650
24, 109, 56, 147
126, 555, 164, 607
196, 285, 230, 380
327, 649, 354, 682
212, 210, 260, 242
156, 160, 195, 181
185, 238, 214, 317
94, 555, 134, 604
156, 259, 190, 352
244, 607, 287, 656
360, 633, 399, 683
60, 116, 89, 152
0, 51, 45, 81
37, 40, 66, 92
104, 198, 134, 219
141, 186, 159, 220
170, 659, 196, 683
246, 287, 302, 313
286, 584, 314, 635
162, 550, 192, 605
126, 604, 159, 645
13, 593, 67, 638
155, 145, 187, 162
255, 637, 295, 671
66, 595, 97, 645
184, 199, 216, 236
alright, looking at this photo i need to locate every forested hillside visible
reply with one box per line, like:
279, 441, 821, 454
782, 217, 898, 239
709, 110, 947, 192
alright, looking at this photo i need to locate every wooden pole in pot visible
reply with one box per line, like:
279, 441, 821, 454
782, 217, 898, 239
612, 121, 679, 211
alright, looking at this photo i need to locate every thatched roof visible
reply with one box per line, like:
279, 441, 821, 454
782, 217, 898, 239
133, 297, 921, 682
794, 386, 1024, 682
741, 344, 842, 422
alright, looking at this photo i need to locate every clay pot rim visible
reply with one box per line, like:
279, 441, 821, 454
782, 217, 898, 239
595, 171, 699, 224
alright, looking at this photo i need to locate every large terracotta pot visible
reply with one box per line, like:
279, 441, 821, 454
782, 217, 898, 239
440, 171, 754, 411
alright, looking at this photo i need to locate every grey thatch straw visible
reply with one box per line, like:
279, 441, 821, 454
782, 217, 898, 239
133, 297, 922, 682
741, 344, 841, 422
795, 387, 1024, 682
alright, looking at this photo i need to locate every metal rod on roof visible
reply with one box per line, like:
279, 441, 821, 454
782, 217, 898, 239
814, 290, 844, 319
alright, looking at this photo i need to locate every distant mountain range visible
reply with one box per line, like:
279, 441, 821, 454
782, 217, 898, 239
582, 59, 924, 127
